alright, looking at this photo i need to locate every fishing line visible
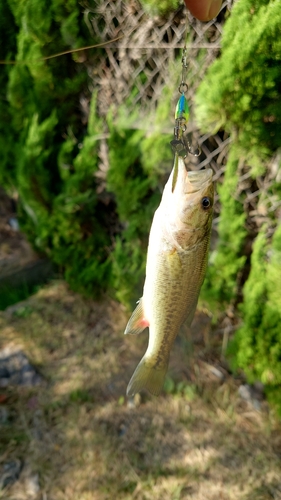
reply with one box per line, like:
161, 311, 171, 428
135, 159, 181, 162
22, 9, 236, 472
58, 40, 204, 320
0, 35, 124, 65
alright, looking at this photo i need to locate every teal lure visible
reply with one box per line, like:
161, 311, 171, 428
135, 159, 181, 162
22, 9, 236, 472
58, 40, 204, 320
170, 46, 201, 161
175, 93, 189, 123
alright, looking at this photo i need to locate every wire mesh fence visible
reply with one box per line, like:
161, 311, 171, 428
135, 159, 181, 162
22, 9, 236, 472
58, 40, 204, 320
88, 0, 233, 154
85, 0, 234, 223
86, 0, 280, 236
88, 0, 233, 114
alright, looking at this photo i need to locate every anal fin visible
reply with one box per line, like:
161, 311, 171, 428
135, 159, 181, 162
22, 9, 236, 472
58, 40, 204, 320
124, 298, 149, 335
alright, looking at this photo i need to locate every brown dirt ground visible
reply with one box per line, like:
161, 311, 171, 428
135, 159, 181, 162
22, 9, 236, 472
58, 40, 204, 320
0, 281, 281, 500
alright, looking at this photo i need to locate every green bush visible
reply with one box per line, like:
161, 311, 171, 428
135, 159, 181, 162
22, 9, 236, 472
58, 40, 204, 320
195, 0, 281, 170
195, 0, 281, 410
0, 0, 18, 188
139, 0, 180, 16
0, 0, 113, 296
229, 222, 281, 413
0, 0, 175, 305
201, 150, 247, 310
107, 107, 171, 306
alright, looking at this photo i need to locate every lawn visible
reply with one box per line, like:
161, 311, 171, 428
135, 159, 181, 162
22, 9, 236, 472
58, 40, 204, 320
0, 281, 280, 500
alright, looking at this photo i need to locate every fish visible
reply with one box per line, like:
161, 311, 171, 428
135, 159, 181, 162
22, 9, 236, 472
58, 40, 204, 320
124, 155, 214, 397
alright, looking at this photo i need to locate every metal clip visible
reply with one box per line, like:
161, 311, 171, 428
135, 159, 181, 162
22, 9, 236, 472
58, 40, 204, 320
170, 32, 201, 159
170, 139, 188, 158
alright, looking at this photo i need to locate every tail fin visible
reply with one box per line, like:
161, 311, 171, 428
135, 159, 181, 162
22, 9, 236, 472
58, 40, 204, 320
126, 356, 168, 397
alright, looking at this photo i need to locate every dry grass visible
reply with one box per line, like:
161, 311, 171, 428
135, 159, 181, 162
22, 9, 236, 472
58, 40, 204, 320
0, 281, 281, 500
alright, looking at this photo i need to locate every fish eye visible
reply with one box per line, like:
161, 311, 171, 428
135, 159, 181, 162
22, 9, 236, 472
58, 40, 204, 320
201, 197, 211, 209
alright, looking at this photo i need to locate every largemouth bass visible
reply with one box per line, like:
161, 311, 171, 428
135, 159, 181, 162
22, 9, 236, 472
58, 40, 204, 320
125, 156, 214, 397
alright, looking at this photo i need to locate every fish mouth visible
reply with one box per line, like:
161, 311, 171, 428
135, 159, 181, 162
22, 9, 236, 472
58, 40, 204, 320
186, 168, 213, 192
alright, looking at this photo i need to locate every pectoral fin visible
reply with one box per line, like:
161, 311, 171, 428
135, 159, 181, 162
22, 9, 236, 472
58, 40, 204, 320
171, 153, 179, 193
166, 247, 182, 279
124, 298, 149, 335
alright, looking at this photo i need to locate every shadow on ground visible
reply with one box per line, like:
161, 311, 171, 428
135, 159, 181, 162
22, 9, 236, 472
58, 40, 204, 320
0, 281, 281, 500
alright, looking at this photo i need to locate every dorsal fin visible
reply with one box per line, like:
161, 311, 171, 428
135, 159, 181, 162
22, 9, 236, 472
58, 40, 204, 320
171, 153, 179, 193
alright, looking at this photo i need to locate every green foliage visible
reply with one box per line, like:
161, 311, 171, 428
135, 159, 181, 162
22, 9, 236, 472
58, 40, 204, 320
0, 0, 115, 298
195, 0, 281, 411
69, 388, 91, 403
163, 376, 197, 400
0, 0, 178, 306
139, 0, 180, 16
195, 0, 281, 167
0, 0, 18, 187
201, 150, 247, 309
0, 283, 36, 311
229, 222, 281, 412
97, 93, 174, 307
107, 117, 164, 307
141, 85, 175, 179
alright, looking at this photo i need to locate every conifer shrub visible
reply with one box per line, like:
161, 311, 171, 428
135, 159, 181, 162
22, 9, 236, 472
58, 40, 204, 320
139, 0, 180, 16
201, 150, 247, 310
229, 223, 281, 413
0, 0, 114, 296
196, 0, 281, 309
195, 0, 281, 167
0, 0, 174, 305
0, 0, 18, 188
195, 0, 281, 408
106, 107, 171, 306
